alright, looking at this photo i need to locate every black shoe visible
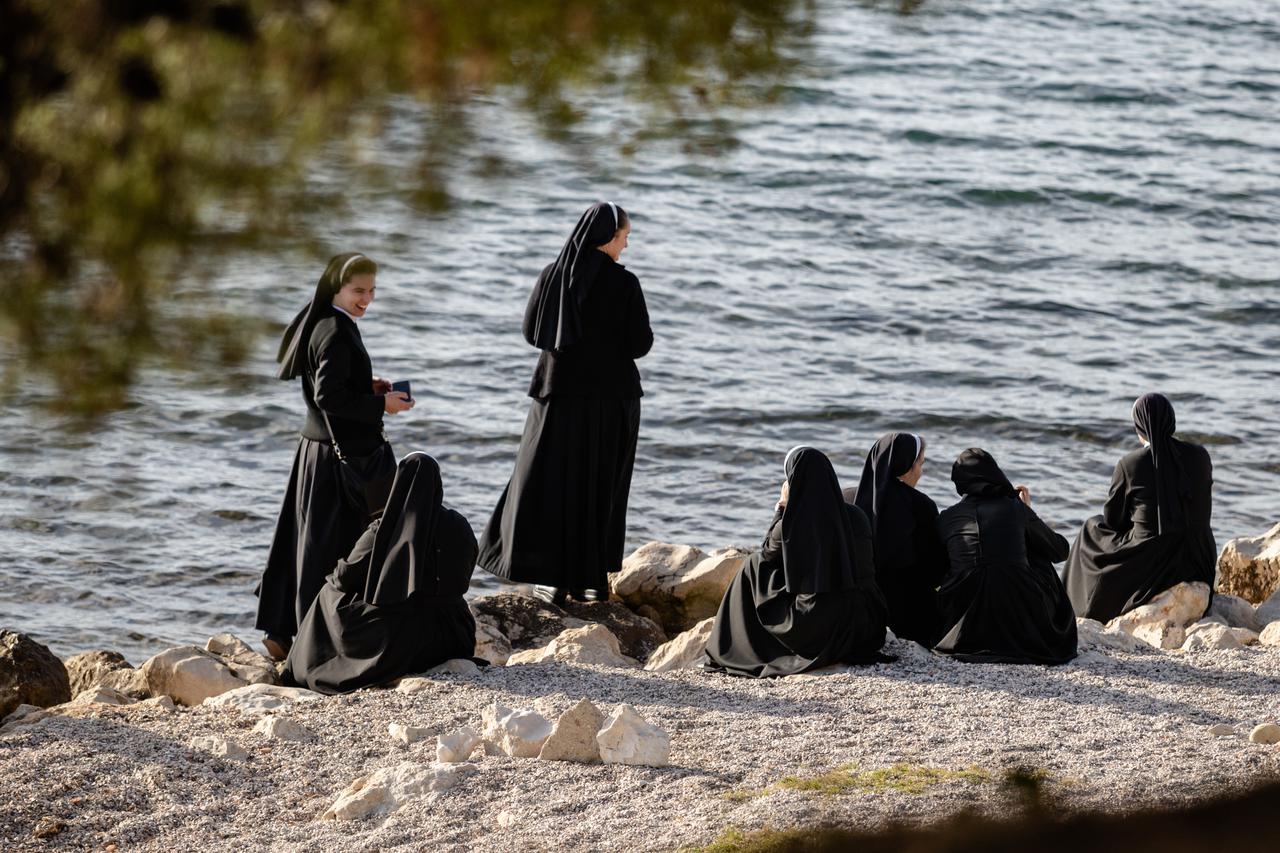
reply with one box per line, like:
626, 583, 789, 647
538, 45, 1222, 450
262, 633, 292, 662
531, 585, 568, 605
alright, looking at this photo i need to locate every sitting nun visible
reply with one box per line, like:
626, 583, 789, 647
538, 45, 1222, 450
703, 446, 889, 678
1062, 393, 1215, 622
934, 449, 1077, 665
847, 432, 949, 647
283, 453, 478, 694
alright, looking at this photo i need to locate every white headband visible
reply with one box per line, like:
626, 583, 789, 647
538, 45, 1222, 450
608, 202, 619, 229
783, 445, 807, 477
337, 253, 366, 284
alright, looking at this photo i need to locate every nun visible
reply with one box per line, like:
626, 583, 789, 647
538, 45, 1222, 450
934, 449, 1077, 665
478, 202, 653, 604
283, 453, 478, 694
256, 253, 414, 661
703, 447, 889, 678
1062, 394, 1216, 622
848, 432, 948, 646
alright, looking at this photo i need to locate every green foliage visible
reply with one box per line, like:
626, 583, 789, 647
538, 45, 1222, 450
724, 762, 994, 802
0, 0, 815, 414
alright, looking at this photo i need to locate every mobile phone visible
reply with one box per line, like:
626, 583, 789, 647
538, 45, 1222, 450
391, 380, 412, 401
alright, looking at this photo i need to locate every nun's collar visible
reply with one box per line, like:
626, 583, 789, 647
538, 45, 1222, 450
333, 303, 357, 320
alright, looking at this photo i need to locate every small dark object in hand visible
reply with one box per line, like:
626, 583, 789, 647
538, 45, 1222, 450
391, 380, 412, 401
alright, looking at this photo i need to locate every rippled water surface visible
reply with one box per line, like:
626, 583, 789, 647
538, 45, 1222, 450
3, 0, 1278, 660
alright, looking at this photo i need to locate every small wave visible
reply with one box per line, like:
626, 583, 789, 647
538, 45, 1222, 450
959, 188, 1049, 206
1007, 82, 1179, 106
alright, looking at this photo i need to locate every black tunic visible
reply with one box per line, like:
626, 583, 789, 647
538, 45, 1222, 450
1062, 443, 1215, 622
284, 456, 478, 694
935, 496, 1077, 665
257, 311, 388, 639
478, 253, 652, 590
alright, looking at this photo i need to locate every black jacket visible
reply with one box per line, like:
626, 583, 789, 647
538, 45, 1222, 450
299, 312, 386, 455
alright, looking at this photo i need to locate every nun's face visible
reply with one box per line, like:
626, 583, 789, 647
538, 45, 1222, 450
598, 223, 631, 261
334, 273, 376, 318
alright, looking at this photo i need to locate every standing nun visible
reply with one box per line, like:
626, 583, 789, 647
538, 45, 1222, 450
849, 432, 948, 646
703, 447, 889, 678
1062, 394, 1215, 622
478, 202, 652, 603
284, 453, 478, 694
256, 253, 414, 661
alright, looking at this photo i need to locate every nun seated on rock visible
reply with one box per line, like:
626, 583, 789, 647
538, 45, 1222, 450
702, 446, 889, 678
284, 453, 479, 694
934, 449, 1077, 665
1062, 393, 1216, 623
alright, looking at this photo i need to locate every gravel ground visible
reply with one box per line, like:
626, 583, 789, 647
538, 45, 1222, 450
3, 635, 1280, 852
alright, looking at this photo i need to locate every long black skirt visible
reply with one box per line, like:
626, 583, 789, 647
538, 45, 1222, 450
703, 552, 889, 678
256, 438, 370, 639
478, 395, 640, 591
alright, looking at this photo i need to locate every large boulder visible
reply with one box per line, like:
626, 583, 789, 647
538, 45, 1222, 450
1208, 594, 1265, 633
469, 594, 583, 651
1106, 582, 1210, 636
560, 600, 667, 660
63, 650, 133, 696
506, 624, 639, 669
0, 631, 71, 717
1217, 523, 1280, 604
645, 618, 715, 672
140, 646, 248, 706
609, 543, 748, 635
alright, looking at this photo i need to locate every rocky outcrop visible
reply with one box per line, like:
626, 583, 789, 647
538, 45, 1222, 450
1216, 523, 1280, 604
469, 594, 583, 651
480, 702, 553, 758
560, 600, 667, 660
644, 618, 715, 672
203, 683, 323, 716
1208, 595, 1264, 632
1107, 582, 1210, 639
205, 634, 279, 685
596, 704, 670, 767
62, 650, 147, 698
506, 625, 639, 669
538, 698, 605, 763
609, 543, 748, 635
141, 646, 248, 706
1, 631, 71, 717
322, 762, 475, 821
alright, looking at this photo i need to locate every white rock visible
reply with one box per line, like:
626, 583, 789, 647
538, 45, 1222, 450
1075, 618, 1146, 653
424, 658, 480, 677
506, 624, 639, 669
141, 646, 248, 706
1208, 724, 1237, 737
137, 695, 176, 712
204, 634, 278, 686
480, 701, 553, 758
538, 698, 605, 763
644, 618, 715, 672
496, 810, 517, 828
1249, 723, 1280, 745
1258, 621, 1280, 647
0, 704, 50, 734
596, 704, 670, 767
475, 617, 513, 666
1131, 620, 1186, 650
203, 683, 323, 716
1107, 582, 1211, 636
609, 543, 749, 634
68, 686, 136, 707
1257, 588, 1280, 626
1216, 522, 1280, 604
190, 735, 248, 760
1231, 628, 1260, 646
1181, 623, 1244, 652
436, 725, 481, 763
394, 678, 436, 695
255, 715, 315, 742
1208, 594, 1264, 632
321, 762, 475, 821
388, 722, 435, 745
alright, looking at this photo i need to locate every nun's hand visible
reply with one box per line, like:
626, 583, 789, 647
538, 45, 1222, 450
384, 392, 413, 414
777, 480, 790, 508
1015, 485, 1032, 506
372, 376, 393, 394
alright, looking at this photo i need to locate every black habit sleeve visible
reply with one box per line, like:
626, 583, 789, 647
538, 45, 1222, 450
311, 322, 384, 424
761, 507, 785, 561
912, 493, 949, 586
1022, 503, 1070, 563
625, 276, 654, 359
1100, 461, 1131, 531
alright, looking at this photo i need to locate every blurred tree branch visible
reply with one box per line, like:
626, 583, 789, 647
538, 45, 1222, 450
0, 0, 814, 414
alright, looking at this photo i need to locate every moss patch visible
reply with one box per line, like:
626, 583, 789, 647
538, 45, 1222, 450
776, 762, 991, 796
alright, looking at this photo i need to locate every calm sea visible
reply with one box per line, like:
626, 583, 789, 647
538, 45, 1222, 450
2, 0, 1277, 661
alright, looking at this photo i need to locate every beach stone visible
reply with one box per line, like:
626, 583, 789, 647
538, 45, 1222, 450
137, 695, 176, 712
506, 624, 640, 669
1208, 594, 1264, 632
424, 658, 480, 677
68, 686, 136, 707
1208, 723, 1237, 737
205, 633, 279, 686
1075, 618, 1146, 653
561, 600, 668, 660
63, 649, 137, 697
469, 594, 583, 650
388, 722, 436, 745
1258, 621, 1280, 647
190, 735, 249, 760
538, 698, 605, 763
0, 704, 50, 734
1248, 723, 1280, 745
141, 646, 247, 706
645, 618, 715, 672
436, 725, 481, 763
609, 543, 748, 635
597, 704, 670, 767
1216, 522, 1280, 603
480, 701, 553, 758
1131, 620, 1186, 650
474, 616, 513, 666
0, 631, 71, 718
1256, 589, 1280, 626
1106, 582, 1210, 636
203, 682, 323, 716
1181, 623, 1244, 652
1231, 628, 1260, 646
255, 715, 315, 742
321, 762, 475, 821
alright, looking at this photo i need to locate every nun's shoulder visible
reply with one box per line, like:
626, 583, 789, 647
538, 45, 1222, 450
843, 502, 873, 537
608, 260, 642, 290
307, 314, 342, 349
438, 505, 478, 542
906, 485, 940, 514
1116, 446, 1151, 475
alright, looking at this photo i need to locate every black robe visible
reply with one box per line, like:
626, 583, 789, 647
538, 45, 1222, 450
284, 455, 477, 694
1062, 443, 1215, 622
478, 251, 652, 591
257, 311, 389, 639
704, 448, 888, 678
935, 496, 1077, 665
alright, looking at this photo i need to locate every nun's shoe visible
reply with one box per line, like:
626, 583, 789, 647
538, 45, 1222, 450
262, 634, 292, 662
570, 588, 609, 603
531, 585, 568, 605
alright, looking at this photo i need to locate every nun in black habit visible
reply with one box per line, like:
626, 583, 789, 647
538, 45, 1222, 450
934, 449, 1077, 665
283, 453, 478, 694
703, 447, 889, 678
478, 202, 653, 602
848, 432, 948, 647
1062, 394, 1216, 622
257, 253, 414, 661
